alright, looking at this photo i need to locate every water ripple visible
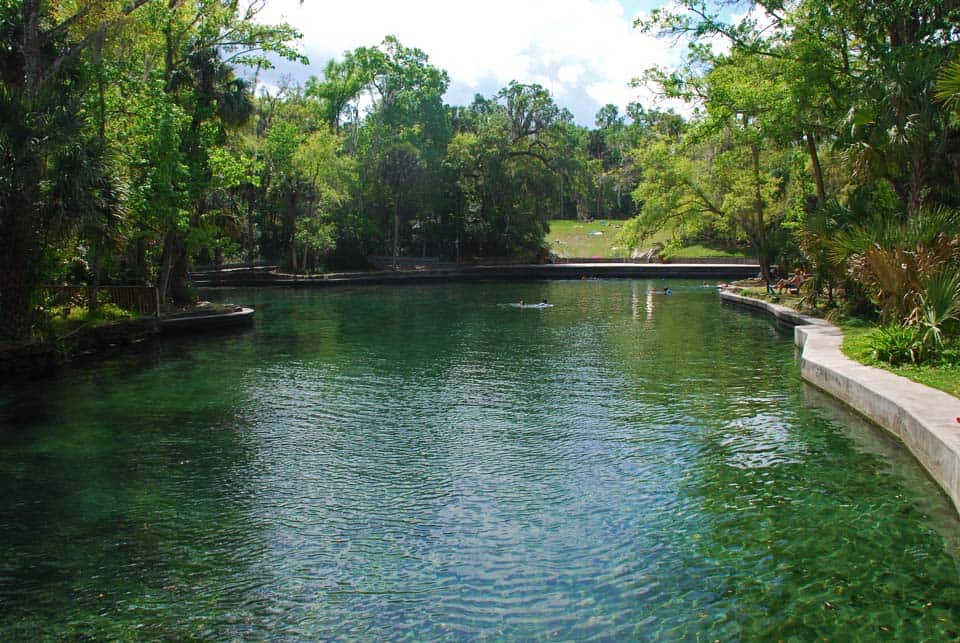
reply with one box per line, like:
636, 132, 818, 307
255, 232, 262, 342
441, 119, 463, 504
0, 282, 958, 639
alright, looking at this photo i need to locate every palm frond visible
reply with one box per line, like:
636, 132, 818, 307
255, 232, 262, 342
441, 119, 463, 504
935, 55, 960, 114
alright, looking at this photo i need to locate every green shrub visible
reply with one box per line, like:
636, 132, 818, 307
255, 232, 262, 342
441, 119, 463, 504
869, 325, 922, 366
90, 303, 134, 323
910, 269, 960, 361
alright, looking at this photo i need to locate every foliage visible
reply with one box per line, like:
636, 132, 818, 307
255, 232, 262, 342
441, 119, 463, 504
868, 325, 922, 366
842, 324, 960, 397
844, 268, 960, 367
936, 54, 960, 115
831, 207, 960, 323
5, 0, 960, 351
45, 302, 135, 337
910, 270, 960, 360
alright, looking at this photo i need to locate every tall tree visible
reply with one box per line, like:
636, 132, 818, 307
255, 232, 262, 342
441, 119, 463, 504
1, 0, 154, 340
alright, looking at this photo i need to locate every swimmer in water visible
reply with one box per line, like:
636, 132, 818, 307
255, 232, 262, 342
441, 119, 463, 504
663, 287, 672, 295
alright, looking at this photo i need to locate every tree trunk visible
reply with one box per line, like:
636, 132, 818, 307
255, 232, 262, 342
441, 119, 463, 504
0, 0, 44, 341
0, 149, 43, 340
287, 191, 298, 273
158, 232, 173, 307
22, 0, 42, 99
752, 143, 771, 283
87, 238, 102, 315
805, 131, 826, 209
170, 237, 191, 305
0, 200, 42, 341
596, 174, 602, 219
908, 150, 929, 217
134, 237, 148, 283
246, 189, 257, 262
393, 199, 400, 269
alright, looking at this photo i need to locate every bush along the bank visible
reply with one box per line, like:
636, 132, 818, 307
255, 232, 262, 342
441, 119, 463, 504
869, 326, 923, 366
866, 268, 960, 366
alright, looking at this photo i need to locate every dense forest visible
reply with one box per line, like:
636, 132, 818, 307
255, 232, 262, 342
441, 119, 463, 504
2, 0, 960, 364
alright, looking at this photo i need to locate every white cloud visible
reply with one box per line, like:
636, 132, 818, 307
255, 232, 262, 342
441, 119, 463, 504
255, 0, 693, 124
557, 64, 584, 85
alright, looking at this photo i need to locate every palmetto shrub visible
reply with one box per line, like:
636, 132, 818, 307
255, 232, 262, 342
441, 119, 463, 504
869, 325, 922, 366
832, 207, 960, 324
909, 269, 960, 361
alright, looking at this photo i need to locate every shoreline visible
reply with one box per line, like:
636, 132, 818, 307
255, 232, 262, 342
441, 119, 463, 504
0, 307, 254, 381
191, 262, 760, 288
720, 289, 960, 517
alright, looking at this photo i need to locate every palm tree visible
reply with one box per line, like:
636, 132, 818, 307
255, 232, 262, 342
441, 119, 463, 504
935, 55, 960, 114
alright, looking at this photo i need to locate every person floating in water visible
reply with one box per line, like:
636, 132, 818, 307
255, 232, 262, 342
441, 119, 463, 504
541, 299, 548, 305
663, 287, 672, 295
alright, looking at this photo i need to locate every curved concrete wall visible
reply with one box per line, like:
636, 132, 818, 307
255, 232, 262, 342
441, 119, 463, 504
194, 263, 761, 288
720, 290, 960, 516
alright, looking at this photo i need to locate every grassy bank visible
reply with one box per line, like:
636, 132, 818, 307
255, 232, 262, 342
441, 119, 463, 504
734, 284, 960, 399
46, 303, 135, 336
547, 219, 753, 259
547, 219, 635, 258
839, 323, 960, 398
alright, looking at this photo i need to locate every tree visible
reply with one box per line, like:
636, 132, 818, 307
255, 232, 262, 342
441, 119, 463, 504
342, 37, 451, 263
447, 84, 579, 258
134, 0, 303, 304
0, 0, 157, 340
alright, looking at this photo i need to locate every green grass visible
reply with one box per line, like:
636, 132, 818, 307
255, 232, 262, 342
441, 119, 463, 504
839, 323, 960, 398
546, 219, 754, 259
546, 219, 636, 258
733, 284, 960, 398
47, 303, 135, 336
665, 243, 753, 259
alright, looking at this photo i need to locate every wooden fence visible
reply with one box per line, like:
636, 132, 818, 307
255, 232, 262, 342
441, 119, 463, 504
40, 286, 160, 317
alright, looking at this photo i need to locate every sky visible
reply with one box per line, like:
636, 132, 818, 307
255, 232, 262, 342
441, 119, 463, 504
254, 0, 699, 126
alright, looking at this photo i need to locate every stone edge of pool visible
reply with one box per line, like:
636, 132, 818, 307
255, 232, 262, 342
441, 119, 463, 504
192, 263, 761, 287
720, 289, 960, 516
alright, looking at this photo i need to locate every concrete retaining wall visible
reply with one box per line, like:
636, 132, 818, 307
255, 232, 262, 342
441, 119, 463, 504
720, 290, 960, 515
194, 263, 761, 288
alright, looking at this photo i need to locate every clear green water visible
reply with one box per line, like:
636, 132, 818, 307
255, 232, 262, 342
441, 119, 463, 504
1, 281, 960, 639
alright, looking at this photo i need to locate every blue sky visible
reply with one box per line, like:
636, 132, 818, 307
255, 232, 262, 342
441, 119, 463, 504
255, 0, 707, 125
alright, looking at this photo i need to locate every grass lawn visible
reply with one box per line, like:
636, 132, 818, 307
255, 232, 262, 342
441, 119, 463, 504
666, 243, 754, 259
546, 219, 636, 258
839, 323, 960, 398
47, 303, 134, 336
734, 284, 960, 399
546, 219, 754, 259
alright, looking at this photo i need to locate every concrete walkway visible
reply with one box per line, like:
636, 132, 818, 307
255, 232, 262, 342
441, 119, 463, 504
721, 290, 960, 516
